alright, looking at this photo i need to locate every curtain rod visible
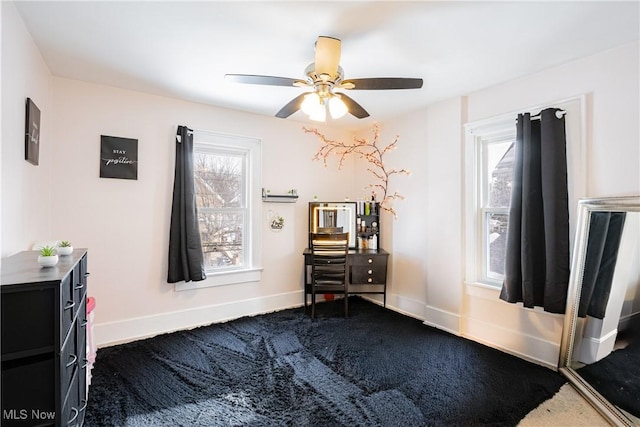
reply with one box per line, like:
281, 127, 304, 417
529, 109, 566, 121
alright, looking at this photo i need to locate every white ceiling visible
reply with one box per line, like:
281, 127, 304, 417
14, 1, 640, 127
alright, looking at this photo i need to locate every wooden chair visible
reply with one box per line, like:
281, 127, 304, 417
309, 232, 349, 318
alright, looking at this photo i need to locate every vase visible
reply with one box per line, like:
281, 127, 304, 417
58, 246, 73, 256
38, 255, 59, 267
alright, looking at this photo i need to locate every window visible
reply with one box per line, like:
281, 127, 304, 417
464, 96, 586, 291
195, 147, 248, 271
467, 123, 516, 287
175, 131, 262, 291
481, 136, 514, 284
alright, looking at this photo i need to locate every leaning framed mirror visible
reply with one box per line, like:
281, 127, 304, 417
559, 196, 640, 426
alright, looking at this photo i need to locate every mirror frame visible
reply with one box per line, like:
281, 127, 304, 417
308, 202, 357, 249
559, 195, 640, 427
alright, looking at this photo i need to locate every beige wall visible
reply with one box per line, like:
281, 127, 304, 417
1, 1, 53, 256
467, 42, 640, 197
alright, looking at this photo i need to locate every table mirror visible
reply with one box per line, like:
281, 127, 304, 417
559, 196, 640, 426
309, 202, 357, 249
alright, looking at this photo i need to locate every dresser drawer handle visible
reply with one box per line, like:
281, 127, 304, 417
368, 269, 372, 274
81, 320, 88, 328
64, 300, 75, 311
68, 407, 79, 425
367, 278, 373, 283
66, 354, 78, 368
84, 272, 91, 277
367, 259, 373, 263
74, 283, 84, 290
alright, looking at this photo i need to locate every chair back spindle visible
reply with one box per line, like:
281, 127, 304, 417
309, 232, 349, 318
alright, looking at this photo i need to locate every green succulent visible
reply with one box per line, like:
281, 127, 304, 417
40, 246, 57, 257
58, 240, 72, 247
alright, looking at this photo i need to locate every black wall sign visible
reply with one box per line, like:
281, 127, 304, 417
100, 135, 138, 180
25, 98, 40, 165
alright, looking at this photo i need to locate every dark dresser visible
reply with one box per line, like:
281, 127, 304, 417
1, 249, 89, 427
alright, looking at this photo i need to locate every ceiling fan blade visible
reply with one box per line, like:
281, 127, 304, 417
339, 93, 370, 119
225, 74, 306, 87
341, 77, 423, 90
275, 93, 308, 118
314, 36, 341, 78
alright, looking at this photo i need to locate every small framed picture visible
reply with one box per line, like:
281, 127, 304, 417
25, 98, 40, 165
100, 135, 138, 180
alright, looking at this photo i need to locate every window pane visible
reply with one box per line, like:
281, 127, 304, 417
487, 142, 514, 208
194, 152, 243, 208
486, 212, 508, 278
198, 210, 244, 269
193, 148, 247, 272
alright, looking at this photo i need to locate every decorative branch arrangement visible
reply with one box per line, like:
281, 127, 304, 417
303, 124, 410, 217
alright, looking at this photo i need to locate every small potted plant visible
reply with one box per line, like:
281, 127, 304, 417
38, 245, 59, 267
57, 240, 73, 256
270, 215, 284, 231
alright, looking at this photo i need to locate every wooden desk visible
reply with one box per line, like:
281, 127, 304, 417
303, 248, 389, 309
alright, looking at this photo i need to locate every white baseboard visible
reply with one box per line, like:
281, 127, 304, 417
363, 295, 558, 369
385, 293, 427, 321
95, 289, 558, 370
575, 328, 618, 364
95, 291, 429, 348
94, 291, 303, 347
461, 316, 560, 369
423, 305, 461, 336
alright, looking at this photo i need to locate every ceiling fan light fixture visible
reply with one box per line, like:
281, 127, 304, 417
309, 106, 326, 122
301, 92, 322, 116
329, 94, 348, 119
227, 37, 422, 121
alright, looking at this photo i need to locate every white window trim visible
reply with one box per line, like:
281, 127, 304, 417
480, 130, 516, 286
464, 121, 516, 289
175, 130, 263, 292
463, 95, 587, 291
175, 268, 263, 291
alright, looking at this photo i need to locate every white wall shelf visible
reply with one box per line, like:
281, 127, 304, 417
262, 188, 299, 203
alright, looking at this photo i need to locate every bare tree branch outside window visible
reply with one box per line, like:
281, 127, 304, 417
193, 151, 245, 270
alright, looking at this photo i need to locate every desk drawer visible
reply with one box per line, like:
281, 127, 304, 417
349, 253, 387, 267
351, 266, 387, 284
350, 254, 387, 285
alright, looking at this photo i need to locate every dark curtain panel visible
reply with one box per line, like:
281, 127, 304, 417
578, 212, 627, 319
500, 108, 569, 313
167, 125, 206, 283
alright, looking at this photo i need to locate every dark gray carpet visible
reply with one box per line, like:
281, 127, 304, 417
85, 297, 565, 426
578, 332, 640, 418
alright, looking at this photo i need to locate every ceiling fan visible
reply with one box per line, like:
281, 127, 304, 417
225, 36, 423, 121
